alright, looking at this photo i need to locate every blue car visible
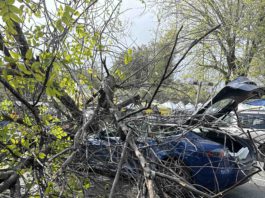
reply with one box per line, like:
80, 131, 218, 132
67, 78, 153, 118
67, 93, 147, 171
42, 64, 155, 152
86, 77, 264, 195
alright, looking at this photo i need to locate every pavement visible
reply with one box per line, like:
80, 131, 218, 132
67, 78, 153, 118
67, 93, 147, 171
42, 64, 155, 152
224, 171, 265, 198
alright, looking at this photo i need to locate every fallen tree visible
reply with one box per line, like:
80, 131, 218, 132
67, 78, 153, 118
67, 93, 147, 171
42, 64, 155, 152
0, 1, 263, 197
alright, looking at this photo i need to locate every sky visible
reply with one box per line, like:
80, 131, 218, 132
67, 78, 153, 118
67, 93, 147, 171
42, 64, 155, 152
120, 0, 157, 45
41, 0, 157, 45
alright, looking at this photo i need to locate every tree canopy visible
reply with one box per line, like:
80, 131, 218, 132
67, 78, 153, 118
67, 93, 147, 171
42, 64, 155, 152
151, 0, 265, 83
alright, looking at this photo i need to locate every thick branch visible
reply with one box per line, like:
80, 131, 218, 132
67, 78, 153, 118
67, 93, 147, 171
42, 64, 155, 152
1, 113, 31, 127
0, 173, 19, 193
128, 137, 156, 198
109, 130, 131, 198
57, 92, 82, 121
0, 76, 40, 124
13, 22, 29, 59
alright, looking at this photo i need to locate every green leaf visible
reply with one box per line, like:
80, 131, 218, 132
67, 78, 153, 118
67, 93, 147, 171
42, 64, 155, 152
128, 48, 132, 56
115, 69, 125, 80
31, 62, 41, 71
5, 20, 17, 34
87, 68, 93, 74
17, 63, 32, 75
83, 180, 90, 189
34, 10, 41, 18
46, 87, 60, 97
62, 16, 70, 26
65, 54, 71, 62
47, 73, 56, 87
10, 138, 18, 144
2, 69, 7, 79
4, 56, 14, 63
124, 48, 133, 65
9, 51, 20, 60
55, 19, 64, 32
0, 2, 6, 9
1, 99, 13, 111
50, 126, 67, 139
21, 138, 29, 148
26, 49, 33, 60
9, 13, 22, 23
9, 5, 22, 15
38, 152, 46, 159
53, 62, 61, 72
35, 73, 44, 82
45, 181, 53, 195
7, 0, 15, 5
65, 5, 75, 14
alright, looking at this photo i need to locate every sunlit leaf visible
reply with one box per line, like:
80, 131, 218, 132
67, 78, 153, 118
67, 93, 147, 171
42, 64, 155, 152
38, 152, 46, 159
18, 63, 32, 75
26, 49, 33, 60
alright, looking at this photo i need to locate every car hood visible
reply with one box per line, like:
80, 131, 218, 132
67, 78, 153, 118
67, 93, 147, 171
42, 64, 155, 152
186, 77, 265, 125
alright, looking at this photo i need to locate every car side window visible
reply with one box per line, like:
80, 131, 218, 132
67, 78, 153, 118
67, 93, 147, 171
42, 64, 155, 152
238, 113, 265, 129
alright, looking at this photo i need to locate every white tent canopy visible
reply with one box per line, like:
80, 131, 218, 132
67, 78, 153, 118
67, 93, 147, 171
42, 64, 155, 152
185, 103, 195, 111
159, 101, 177, 109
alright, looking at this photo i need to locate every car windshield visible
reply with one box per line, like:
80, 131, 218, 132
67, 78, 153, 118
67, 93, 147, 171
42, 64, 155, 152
238, 113, 265, 129
204, 98, 235, 115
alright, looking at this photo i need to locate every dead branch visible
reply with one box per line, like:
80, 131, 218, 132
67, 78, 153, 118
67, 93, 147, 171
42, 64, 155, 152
128, 137, 156, 198
109, 130, 131, 198
97, 75, 157, 197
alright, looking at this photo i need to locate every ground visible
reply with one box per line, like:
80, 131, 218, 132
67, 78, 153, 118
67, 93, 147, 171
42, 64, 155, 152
224, 171, 265, 198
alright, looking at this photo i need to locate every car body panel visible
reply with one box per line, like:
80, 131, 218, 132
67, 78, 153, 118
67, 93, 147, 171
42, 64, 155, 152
87, 130, 257, 192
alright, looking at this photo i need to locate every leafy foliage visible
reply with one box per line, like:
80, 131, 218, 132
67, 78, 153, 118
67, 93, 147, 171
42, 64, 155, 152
0, 0, 128, 196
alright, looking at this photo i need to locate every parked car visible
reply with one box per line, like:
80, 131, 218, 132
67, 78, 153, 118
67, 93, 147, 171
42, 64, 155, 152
219, 102, 265, 156
86, 77, 264, 194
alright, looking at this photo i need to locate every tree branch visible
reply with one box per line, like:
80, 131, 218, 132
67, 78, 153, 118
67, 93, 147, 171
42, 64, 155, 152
13, 22, 30, 60
109, 130, 131, 198
33, 56, 56, 106
0, 76, 40, 124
